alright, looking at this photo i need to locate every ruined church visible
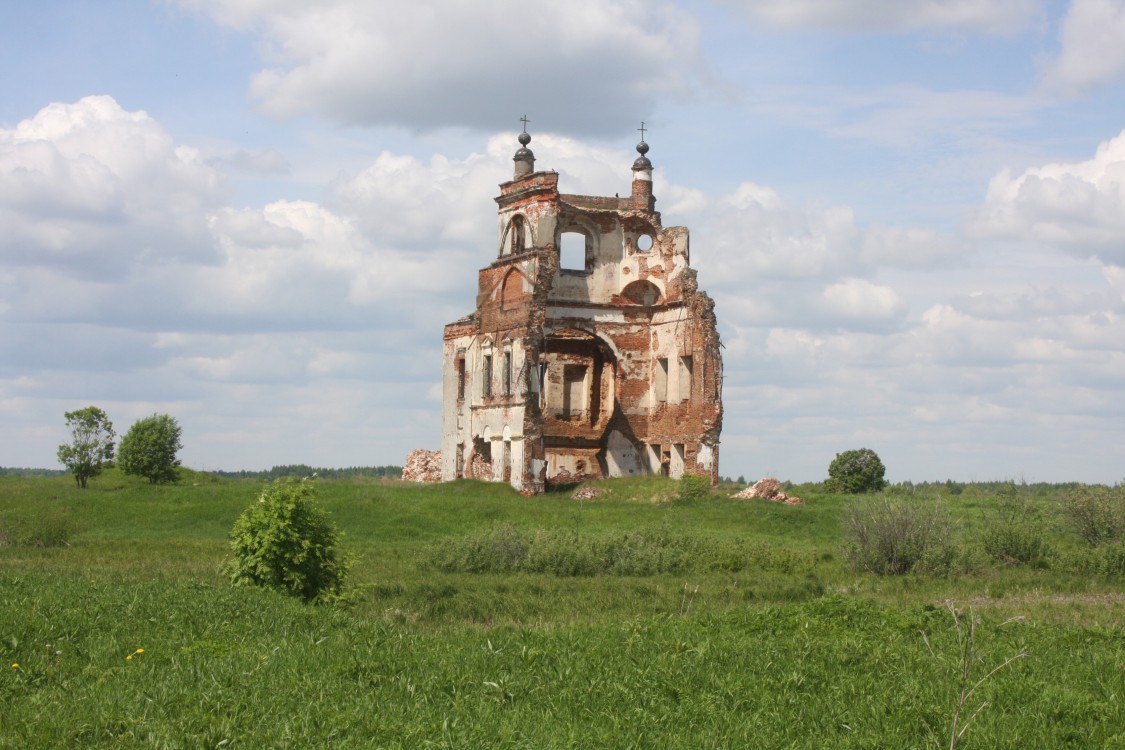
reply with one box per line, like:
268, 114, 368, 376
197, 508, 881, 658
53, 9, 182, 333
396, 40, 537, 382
440, 125, 722, 494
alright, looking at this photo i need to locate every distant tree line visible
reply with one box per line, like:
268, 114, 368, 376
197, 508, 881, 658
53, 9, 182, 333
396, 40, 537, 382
211, 465, 403, 480
0, 467, 68, 477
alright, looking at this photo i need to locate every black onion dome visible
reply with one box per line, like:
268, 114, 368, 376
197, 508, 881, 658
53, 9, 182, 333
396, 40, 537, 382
633, 140, 652, 169
514, 131, 534, 162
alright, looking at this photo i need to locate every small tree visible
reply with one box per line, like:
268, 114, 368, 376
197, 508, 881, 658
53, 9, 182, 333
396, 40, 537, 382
229, 478, 349, 602
118, 413, 183, 483
56, 406, 116, 489
825, 448, 887, 494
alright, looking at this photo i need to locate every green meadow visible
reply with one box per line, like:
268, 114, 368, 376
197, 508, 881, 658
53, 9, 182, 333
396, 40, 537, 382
1, 471, 1123, 748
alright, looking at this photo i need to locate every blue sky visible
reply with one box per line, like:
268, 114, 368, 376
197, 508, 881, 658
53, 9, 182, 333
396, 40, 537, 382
2, 0, 1124, 482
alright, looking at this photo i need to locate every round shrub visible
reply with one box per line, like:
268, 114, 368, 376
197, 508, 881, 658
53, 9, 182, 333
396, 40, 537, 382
229, 478, 348, 602
825, 448, 887, 494
118, 413, 183, 484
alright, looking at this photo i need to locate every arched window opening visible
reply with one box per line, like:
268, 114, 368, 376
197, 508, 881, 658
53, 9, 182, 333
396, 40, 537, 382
509, 215, 527, 255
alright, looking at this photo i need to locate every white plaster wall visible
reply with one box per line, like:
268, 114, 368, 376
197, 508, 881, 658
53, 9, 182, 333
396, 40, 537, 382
604, 428, 646, 477
696, 443, 714, 472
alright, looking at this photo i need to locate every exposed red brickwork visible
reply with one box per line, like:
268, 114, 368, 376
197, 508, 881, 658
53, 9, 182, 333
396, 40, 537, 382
402, 449, 442, 483
442, 141, 722, 493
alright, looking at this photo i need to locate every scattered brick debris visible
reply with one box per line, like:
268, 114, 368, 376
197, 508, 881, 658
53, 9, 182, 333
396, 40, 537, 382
733, 477, 803, 505
571, 486, 603, 500
402, 449, 442, 483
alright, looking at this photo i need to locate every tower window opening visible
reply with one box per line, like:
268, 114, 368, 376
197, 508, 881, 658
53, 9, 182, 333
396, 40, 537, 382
508, 215, 526, 255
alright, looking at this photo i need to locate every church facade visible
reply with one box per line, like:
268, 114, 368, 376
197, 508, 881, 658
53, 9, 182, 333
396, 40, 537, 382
440, 127, 723, 494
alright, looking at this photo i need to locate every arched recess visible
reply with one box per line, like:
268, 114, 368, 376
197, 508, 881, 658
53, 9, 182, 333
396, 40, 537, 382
499, 267, 532, 310
499, 214, 531, 257
620, 279, 663, 306
541, 327, 617, 432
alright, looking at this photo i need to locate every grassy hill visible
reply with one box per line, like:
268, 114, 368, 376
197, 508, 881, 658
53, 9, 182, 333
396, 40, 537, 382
1, 471, 1122, 748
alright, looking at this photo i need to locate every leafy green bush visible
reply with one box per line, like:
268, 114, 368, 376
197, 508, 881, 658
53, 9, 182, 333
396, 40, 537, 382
675, 474, 712, 502
825, 448, 887, 494
846, 497, 955, 575
981, 483, 1051, 566
118, 413, 183, 483
1054, 543, 1125, 577
1064, 485, 1125, 546
229, 478, 349, 602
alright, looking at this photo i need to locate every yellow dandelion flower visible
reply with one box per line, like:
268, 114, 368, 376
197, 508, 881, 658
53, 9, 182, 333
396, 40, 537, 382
126, 655, 133, 661
10, 663, 18, 669
135, 649, 144, 654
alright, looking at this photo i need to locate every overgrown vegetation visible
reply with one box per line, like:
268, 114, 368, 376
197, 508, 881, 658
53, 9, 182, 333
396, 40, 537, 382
429, 522, 813, 577
675, 473, 712, 502
1064, 483, 1125, 546
0, 512, 73, 548
228, 477, 349, 602
846, 496, 956, 575
981, 482, 1051, 566
2, 472, 1124, 747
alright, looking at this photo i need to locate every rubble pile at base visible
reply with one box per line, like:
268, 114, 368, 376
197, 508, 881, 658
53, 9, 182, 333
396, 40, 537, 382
402, 449, 442, 483
733, 477, 803, 505
572, 486, 603, 500
470, 454, 493, 481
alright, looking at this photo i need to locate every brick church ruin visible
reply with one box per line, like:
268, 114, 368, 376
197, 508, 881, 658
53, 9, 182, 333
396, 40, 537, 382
440, 124, 722, 494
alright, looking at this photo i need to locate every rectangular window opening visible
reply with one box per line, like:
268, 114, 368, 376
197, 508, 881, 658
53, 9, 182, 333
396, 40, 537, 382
560, 232, 587, 271
678, 356, 693, 402
655, 358, 668, 403
503, 350, 513, 396
562, 363, 588, 419
483, 353, 493, 398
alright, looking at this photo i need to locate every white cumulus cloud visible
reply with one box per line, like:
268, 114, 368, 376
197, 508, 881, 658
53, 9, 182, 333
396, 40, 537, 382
821, 278, 908, 328
969, 128, 1125, 262
1042, 0, 1125, 94
177, 0, 702, 134
725, 0, 1042, 33
0, 96, 225, 277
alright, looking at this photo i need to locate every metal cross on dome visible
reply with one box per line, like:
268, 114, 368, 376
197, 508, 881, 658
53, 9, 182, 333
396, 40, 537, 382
520, 115, 530, 133
638, 121, 647, 141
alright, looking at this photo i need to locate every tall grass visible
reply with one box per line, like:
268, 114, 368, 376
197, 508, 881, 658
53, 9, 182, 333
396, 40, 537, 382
2, 472, 1124, 747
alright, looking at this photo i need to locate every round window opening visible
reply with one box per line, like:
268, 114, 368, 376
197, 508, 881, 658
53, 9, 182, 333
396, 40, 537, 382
636, 233, 654, 252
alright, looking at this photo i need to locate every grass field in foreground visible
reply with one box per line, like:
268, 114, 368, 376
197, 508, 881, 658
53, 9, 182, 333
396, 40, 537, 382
1, 471, 1123, 748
